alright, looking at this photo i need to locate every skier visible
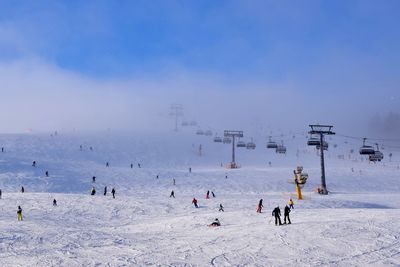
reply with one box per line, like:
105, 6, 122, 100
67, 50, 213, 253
272, 206, 282, 226
91, 186, 96, 195
219, 204, 224, 212
111, 188, 116, 199
53, 199, 57, 206
21, 186, 25, 193
32, 161, 36, 167
288, 198, 294, 209
256, 199, 263, 213
104, 186, 107, 196
284, 205, 291, 224
192, 198, 198, 208
170, 190, 175, 198
208, 218, 221, 227
106, 162, 109, 167
212, 191, 216, 198
17, 206, 23, 221
45, 171, 49, 177
92, 176, 96, 183
206, 190, 210, 199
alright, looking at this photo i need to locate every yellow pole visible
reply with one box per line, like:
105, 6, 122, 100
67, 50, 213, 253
293, 170, 303, 200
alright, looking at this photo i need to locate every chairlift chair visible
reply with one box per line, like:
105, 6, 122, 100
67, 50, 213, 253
223, 137, 232, 144
267, 136, 278, 149
359, 138, 375, 155
307, 136, 320, 146
196, 129, 204, 135
237, 140, 246, 148
213, 136, 222, 143
205, 130, 213, 136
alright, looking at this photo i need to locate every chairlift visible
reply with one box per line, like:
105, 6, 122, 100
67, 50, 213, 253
196, 129, 204, 135
307, 136, 320, 146
359, 138, 375, 155
181, 121, 189, 126
266, 136, 278, 149
246, 139, 256, 150
223, 137, 232, 144
213, 136, 222, 143
369, 143, 384, 162
316, 141, 329, 151
237, 140, 246, 148
276, 141, 286, 154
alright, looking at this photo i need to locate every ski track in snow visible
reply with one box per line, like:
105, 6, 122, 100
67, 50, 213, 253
0, 133, 400, 266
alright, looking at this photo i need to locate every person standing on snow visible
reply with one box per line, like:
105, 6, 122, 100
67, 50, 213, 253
0, 189, 2, 199
206, 190, 210, 199
17, 206, 23, 221
192, 198, 198, 208
272, 206, 282, 226
92, 176, 96, 183
288, 198, 294, 209
53, 199, 57, 206
111, 188, 116, 199
91, 186, 96, 195
104, 186, 107, 196
257, 199, 263, 213
170, 190, 175, 198
45, 171, 49, 177
32, 161, 36, 167
284, 205, 291, 224
21, 186, 25, 193
212, 191, 216, 198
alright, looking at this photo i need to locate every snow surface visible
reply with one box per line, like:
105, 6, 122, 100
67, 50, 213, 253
0, 132, 399, 266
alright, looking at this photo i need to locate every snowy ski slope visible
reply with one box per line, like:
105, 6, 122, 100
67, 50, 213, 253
0, 132, 399, 266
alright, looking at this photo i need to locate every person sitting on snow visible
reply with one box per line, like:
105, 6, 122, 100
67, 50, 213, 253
209, 218, 221, 227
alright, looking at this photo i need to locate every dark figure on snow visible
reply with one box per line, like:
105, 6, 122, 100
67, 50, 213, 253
138, 163, 141, 168
189, 167, 192, 173
91, 187, 96, 195
284, 205, 291, 224
111, 188, 116, 199
209, 218, 221, 227
104, 186, 107, 196
212, 191, 216, 198
1, 147, 4, 152
225, 175, 228, 179
257, 199, 263, 213
32, 161, 36, 167
53, 199, 57, 206
17, 206, 23, 221
0, 189, 2, 199
272, 206, 282, 226
80, 145, 83, 151
288, 198, 294, 209
130, 163, 133, 169
219, 204, 224, 212
170, 190, 175, 198
21, 186, 25, 193
106, 162, 109, 167
45, 171, 49, 177
192, 198, 198, 208
92, 176, 96, 183
156, 175, 159, 179
90, 146, 93, 151
206, 190, 210, 199
173, 178, 175, 185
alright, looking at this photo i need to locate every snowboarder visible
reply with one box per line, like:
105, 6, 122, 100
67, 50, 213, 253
272, 206, 282, 226
192, 198, 198, 208
32, 161, 36, 167
208, 218, 221, 227
106, 162, 109, 167
212, 191, 216, 198
111, 188, 116, 199
284, 205, 291, 224
21, 186, 25, 193
53, 199, 57, 206
288, 198, 294, 209
91, 186, 96, 195
92, 176, 96, 183
206, 190, 210, 199
104, 186, 107, 196
45, 171, 49, 177
17, 206, 23, 221
170, 190, 175, 198
257, 199, 263, 213
219, 204, 224, 212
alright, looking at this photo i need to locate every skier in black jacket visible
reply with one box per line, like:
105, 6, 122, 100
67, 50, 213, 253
272, 206, 282, 226
284, 205, 291, 224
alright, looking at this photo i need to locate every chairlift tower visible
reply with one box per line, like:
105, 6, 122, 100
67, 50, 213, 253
224, 130, 244, 168
308, 124, 335, 195
169, 104, 183, 131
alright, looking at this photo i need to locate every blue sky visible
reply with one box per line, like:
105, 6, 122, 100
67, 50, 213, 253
0, 1, 399, 132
